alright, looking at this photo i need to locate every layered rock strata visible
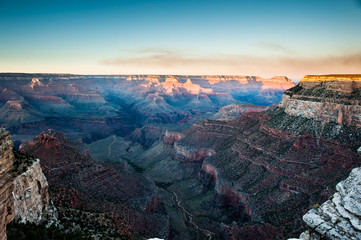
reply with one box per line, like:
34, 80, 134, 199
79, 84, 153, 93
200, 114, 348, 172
0, 129, 15, 240
209, 103, 269, 121
168, 75, 361, 239
0, 73, 294, 142
20, 129, 169, 239
13, 159, 52, 224
280, 75, 361, 126
0, 129, 53, 240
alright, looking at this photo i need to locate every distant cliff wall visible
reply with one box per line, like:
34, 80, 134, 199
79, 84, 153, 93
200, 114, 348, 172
280, 75, 361, 127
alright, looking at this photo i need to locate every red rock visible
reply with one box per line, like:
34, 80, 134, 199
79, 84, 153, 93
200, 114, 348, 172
169, 75, 361, 239
20, 129, 169, 238
163, 130, 185, 145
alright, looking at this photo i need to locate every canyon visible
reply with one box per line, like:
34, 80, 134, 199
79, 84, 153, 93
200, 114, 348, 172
0, 74, 360, 239
0, 73, 294, 144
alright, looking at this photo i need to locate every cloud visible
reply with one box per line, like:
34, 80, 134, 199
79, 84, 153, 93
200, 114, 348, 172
135, 48, 176, 56
274, 53, 361, 78
257, 43, 296, 55
100, 49, 361, 80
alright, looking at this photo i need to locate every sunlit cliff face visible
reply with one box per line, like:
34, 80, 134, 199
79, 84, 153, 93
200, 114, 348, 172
133, 75, 215, 95
161, 76, 184, 94
299, 74, 361, 93
160, 76, 214, 95
300, 74, 361, 82
128, 75, 294, 96
201, 75, 295, 90
184, 78, 213, 94
30, 78, 44, 89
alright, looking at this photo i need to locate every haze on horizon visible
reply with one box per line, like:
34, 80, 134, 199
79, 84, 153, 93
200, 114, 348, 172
0, 0, 360, 80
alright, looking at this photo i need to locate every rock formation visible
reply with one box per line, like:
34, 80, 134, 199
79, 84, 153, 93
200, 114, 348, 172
0, 73, 294, 143
289, 148, 361, 240
0, 129, 15, 240
299, 167, 361, 240
0, 100, 46, 126
20, 129, 169, 239
280, 75, 361, 126
209, 103, 269, 121
12, 159, 52, 224
0, 129, 53, 240
153, 74, 361, 239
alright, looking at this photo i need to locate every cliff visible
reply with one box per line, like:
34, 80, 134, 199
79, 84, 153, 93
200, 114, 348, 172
0, 73, 295, 142
280, 74, 361, 126
0, 129, 53, 240
0, 129, 15, 240
20, 129, 169, 239
163, 74, 361, 239
12, 159, 53, 224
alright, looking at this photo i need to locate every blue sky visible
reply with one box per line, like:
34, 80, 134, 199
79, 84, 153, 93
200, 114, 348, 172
0, 0, 360, 79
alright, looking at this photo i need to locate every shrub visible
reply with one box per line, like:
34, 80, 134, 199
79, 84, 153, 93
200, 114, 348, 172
313, 203, 320, 209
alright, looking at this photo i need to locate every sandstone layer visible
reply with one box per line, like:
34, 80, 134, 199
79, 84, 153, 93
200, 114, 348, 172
280, 74, 361, 126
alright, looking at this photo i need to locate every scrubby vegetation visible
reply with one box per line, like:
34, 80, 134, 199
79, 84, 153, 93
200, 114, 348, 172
12, 150, 36, 175
7, 207, 135, 240
7, 221, 84, 240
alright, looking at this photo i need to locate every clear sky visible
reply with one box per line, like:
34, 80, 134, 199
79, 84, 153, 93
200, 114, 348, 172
0, 0, 360, 80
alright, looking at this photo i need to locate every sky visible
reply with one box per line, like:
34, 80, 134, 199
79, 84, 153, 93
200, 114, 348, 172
0, 0, 360, 80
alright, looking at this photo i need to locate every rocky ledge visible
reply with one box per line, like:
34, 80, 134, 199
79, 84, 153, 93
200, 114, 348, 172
293, 167, 361, 240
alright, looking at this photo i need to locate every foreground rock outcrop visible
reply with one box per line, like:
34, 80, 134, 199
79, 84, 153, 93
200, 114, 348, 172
298, 167, 361, 240
0, 129, 53, 240
12, 158, 53, 225
0, 129, 15, 240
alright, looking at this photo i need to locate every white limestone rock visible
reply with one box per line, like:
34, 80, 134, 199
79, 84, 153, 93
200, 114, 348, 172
296, 168, 361, 240
13, 159, 57, 225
